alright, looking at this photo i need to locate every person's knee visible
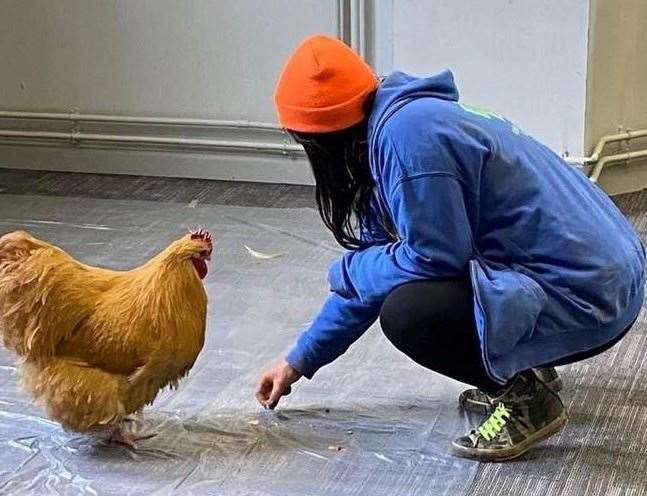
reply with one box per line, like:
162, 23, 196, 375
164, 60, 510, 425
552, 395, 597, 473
379, 287, 411, 348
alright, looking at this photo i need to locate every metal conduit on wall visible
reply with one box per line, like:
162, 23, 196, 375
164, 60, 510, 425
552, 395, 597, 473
0, 129, 303, 155
0, 111, 304, 156
564, 128, 647, 182
0, 111, 282, 130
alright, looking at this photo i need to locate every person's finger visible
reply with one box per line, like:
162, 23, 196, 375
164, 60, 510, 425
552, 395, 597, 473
255, 389, 267, 404
255, 375, 270, 395
266, 381, 286, 410
255, 376, 273, 404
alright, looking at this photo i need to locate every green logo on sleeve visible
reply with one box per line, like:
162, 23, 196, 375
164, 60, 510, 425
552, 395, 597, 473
458, 102, 505, 121
457, 102, 525, 136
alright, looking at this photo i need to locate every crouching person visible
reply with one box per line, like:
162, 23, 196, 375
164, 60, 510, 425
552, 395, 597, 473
256, 35, 645, 461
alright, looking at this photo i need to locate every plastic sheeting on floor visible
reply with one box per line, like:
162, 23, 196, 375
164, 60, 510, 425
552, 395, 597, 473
0, 193, 478, 495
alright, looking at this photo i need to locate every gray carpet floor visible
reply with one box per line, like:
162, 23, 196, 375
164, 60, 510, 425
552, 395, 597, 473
1, 168, 646, 495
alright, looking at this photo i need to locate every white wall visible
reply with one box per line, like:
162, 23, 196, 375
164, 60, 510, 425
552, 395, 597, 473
1, 0, 336, 121
0, 0, 593, 183
0, 0, 337, 184
389, 0, 590, 157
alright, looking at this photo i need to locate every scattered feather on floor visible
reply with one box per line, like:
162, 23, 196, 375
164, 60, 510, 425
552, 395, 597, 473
244, 245, 283, 260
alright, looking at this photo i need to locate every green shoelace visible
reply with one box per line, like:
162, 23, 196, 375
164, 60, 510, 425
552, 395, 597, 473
477, 403, 511, 441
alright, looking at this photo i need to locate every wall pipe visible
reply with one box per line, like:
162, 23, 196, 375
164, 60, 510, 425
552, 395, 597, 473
0, 111, 281, 130
564, 128, 647, 164
588, 149, 647, 183
0, 129, 304, 155
350, 0, 367, 59
4, 113, 644, 178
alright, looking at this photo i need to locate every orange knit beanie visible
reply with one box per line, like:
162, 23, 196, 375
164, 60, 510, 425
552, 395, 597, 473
274, 34, 378, 133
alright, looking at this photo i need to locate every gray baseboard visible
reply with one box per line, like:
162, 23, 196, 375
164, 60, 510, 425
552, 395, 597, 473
0, 145, 312, 185
0, 113, 312, 185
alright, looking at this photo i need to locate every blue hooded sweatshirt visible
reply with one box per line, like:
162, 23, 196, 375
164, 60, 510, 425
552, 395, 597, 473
286, 70, 645, 384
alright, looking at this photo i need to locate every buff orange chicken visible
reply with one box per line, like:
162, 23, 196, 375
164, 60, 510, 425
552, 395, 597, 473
0, 229, 213, 445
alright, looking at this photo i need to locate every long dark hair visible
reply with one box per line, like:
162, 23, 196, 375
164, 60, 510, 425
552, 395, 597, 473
291, 117, 377, 250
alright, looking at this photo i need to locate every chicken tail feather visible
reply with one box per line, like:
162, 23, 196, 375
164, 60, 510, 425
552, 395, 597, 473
0, 231, 95, 359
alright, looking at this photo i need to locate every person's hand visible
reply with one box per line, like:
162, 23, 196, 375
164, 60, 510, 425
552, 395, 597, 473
255, 360, 303, 410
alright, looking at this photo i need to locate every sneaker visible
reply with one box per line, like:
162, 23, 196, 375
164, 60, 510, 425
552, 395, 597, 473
458, 367, 563, 415
451, 370, 568, 462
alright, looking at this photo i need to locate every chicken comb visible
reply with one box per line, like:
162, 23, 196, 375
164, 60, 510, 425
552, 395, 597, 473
190, 228, 213, 244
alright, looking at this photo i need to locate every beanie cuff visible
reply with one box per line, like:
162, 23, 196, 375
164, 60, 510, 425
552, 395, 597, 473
277, 84, 377, 133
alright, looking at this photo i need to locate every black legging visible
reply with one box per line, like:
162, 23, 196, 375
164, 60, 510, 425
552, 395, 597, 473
379, 278, 634, 394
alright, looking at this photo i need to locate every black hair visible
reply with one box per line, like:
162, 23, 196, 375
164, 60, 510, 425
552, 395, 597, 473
290, 117, 377, 250
290, 92, 398, 249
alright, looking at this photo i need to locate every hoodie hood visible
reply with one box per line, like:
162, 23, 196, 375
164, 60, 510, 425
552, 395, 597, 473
368, 70, 460, 138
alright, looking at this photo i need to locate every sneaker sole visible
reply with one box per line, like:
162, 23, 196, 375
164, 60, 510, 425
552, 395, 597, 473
450, 410, 568, 462
459, 376, 564, 415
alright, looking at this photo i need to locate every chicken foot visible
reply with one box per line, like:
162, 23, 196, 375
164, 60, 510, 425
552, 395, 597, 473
108, 412, 158, 448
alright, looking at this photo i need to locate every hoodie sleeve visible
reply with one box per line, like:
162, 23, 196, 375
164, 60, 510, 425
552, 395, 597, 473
285, 292, 380, 379
327, 173, 474, 304
284, 205, 391, 379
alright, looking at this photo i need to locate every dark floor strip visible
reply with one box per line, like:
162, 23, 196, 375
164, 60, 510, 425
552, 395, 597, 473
0, 168, 315, 209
